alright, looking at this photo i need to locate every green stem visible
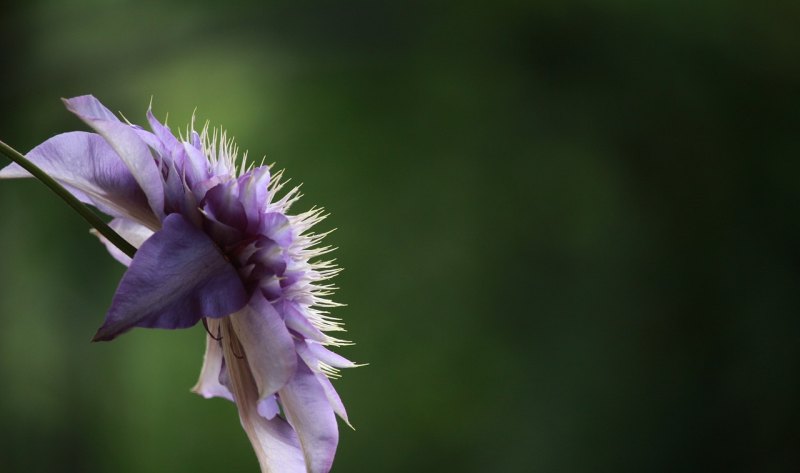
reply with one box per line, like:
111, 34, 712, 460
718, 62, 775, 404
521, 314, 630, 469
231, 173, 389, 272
0, 140, 137, 258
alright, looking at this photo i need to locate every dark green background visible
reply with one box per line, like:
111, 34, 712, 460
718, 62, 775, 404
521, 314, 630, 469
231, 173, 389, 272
1, 1, 799, 472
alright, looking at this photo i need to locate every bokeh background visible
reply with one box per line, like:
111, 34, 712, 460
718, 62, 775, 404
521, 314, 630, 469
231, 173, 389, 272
1, 1, 799, 472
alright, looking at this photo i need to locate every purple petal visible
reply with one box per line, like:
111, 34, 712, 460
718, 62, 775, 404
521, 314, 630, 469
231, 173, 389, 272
0, 131, 157, 227
295, 341, 351, 426
239, 167, 270, 233
63, 95, 165, 220
247, 238, 288, 276
306, 341, 358, 369
93, 213, 247, 341
279, 359, 339, 473
315, 371, 350, 427
281, 301, 327, 342
203, 180, 247, 230
260, 212, 293, 246
192, 318, 234, 401
221, 320, 307, 473
92, 218, 154, 266
230, 292, 297, 399
257, 395, 280, 420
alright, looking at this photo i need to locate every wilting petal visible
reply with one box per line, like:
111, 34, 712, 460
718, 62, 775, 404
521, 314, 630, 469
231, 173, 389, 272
220, 319, 307, 473
63, 95, 165, 220
279, 359, 339, 473
0, 131, 157, 227
230, 292, 297, 399
92, 218, 155, 266
93, 213, 247, 341
192, 318, 234, 401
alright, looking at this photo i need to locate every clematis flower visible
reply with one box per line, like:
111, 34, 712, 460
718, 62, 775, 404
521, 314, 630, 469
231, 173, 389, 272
0, 95, 357, 473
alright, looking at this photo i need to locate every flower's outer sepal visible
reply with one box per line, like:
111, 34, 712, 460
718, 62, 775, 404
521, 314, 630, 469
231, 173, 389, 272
230, 291, 297, 400
0, 131, 157, 227
220, 319, 307, 473
63, 95, 166, 221
279, 359, 339, 473
93, 213, 247, 341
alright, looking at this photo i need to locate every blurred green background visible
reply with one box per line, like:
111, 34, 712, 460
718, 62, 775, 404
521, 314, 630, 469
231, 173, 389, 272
1, 1, 799, 472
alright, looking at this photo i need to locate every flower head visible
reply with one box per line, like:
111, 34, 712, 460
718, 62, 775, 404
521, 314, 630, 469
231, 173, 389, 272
0, 96, 356, 473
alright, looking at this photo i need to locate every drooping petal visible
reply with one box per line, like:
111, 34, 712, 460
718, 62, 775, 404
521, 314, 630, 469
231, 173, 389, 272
92, 217, 155, 266
0, 131, 157, 227
220, 319, 307, 473
192, 318, 234, 401
230, 291, 297, 400
295, 341, 351, 426
63, 95, 165, 220
279, 359, 339, 473
93, 213, 247, 341
315, 371, 351, 427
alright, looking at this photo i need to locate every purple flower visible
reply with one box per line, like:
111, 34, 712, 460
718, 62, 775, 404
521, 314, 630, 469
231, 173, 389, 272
0, 96, 357, 473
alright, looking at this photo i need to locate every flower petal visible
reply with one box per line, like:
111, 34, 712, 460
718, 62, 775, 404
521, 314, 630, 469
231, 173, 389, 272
220, 319, 307, 473
93, 213, 247, 341
279, 359, 339, 473
295, 341, 352, 426
191, 318, 234, 401
230, 292, 297, 400
92, 217, 155, 266
260, 212, 293, 247
63, 95, 165, 220
0, 131, 157, 227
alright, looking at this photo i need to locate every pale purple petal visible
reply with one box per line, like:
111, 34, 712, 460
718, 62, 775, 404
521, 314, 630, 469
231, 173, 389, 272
239, 167, 270, 233
281, 301, 327, 342
279, 359, 339, 473
192, 318, 234, 401
260, 212, 293, 246
93, 213, 247, 341
257, 395, 280, 420
295, 341, 351, 425
92, 218, 155, 266
315, 371, 350, 426
0, 131, 157, 227
221, 319, 307, 473
230, 291, 297, 399
306, 341, 358, 369
63, 95, 165, 220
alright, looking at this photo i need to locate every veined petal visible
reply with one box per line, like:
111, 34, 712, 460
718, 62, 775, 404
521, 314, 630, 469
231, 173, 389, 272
93, 213, 247, 341
0, 131, 157, 228
92, 217, 155, 266
230, 292, 297, 400
192, 318, 234, 401
279, 359, 339, 473
220, 319, 307, 473
63, 95, 165, 220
